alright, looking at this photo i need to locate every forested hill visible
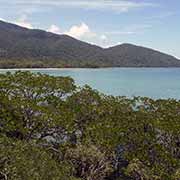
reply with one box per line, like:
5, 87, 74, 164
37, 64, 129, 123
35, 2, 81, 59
0, 20, 180, 68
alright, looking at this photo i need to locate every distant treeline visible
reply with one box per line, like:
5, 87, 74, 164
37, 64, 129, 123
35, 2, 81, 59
0, 71, 179, 180
0, 59, 104, 68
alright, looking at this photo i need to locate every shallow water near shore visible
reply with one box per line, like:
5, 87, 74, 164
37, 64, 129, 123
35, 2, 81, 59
0, 68, 180, 99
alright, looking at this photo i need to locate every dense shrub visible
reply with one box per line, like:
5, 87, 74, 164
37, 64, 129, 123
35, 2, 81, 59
0, 71, 179, 180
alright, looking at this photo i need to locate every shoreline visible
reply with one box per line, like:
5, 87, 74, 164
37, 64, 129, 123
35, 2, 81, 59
1, 67, 180, 71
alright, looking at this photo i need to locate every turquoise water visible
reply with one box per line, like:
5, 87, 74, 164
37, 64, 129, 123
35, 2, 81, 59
0, 68, 180, 99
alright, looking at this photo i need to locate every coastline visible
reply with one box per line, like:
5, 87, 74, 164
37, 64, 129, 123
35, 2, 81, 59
1, 66, 180, 71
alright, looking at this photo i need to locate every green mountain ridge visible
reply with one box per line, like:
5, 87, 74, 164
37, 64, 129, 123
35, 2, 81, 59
0, 20, 180, 68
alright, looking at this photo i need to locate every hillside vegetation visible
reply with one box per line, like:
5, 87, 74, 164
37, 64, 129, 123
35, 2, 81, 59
0, 20, 180, 68
0, 71, 179, 180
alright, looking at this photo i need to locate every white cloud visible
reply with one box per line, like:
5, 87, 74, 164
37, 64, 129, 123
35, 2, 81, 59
0, 17, 6, 21
64, 23, 110, 47
65, 23, 96, 39
46, 22, 152, 47
14, 15, 33, 29
48, 24, 61, 34
46, 22, 111, 47
47, 22, 96, 39
100, 35, 108, 41
0, 15, 33, 29
6, 0, 158, 13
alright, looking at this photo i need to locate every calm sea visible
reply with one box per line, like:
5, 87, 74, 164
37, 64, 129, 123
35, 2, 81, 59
0, 68, 180, 99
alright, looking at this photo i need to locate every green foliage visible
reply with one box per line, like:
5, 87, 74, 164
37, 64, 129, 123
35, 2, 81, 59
0, 71, 179, 180
0, 137, 74, 180
125, 158, 161, 180
64, 144, 114, 180
0, 71, 76, 141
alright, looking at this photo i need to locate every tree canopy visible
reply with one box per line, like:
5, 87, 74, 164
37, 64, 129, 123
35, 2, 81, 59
0, 71, 179, 180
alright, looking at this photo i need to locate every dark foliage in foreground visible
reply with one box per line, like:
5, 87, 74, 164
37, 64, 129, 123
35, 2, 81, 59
0, 71, 179, 180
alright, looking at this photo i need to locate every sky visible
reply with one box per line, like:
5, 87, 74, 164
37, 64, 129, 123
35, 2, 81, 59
0, 0, 180, 58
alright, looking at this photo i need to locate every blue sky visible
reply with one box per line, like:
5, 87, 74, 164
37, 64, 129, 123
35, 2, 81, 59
0, 0, 180, 58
